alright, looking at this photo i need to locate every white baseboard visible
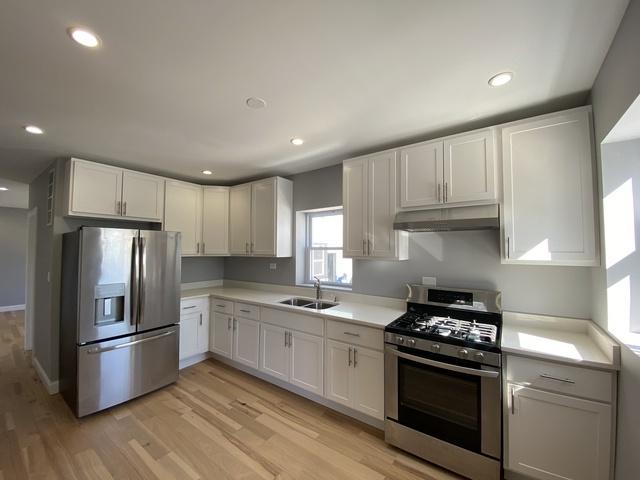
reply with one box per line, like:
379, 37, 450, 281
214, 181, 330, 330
181, 279, 223, 291
0, 304, 25, 312
32, 355, 60, 394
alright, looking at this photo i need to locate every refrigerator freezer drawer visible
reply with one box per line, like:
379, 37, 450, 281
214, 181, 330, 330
76, 325, 179, 417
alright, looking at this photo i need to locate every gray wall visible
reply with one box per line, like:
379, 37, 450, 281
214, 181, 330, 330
225, 163, 593, 318
182, 257, 224, 283
0, 207, 27, 306
590, 1, 640, 479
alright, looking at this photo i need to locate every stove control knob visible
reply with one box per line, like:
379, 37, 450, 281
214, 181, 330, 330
474, 352, 485, 361
431, 343, 441, 353
396, 336, 405, 344
458, 348, 469, 359
406, 338, 416, 347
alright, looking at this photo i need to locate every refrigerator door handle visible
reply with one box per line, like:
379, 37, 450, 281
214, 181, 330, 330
130, 236, 139, 326
138, 237, 146, 326
86, 330, 175, 354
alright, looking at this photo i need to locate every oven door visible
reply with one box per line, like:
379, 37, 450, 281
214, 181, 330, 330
385, 345, 501, 459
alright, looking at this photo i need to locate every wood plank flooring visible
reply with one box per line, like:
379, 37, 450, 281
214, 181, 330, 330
0, 310, 463, 479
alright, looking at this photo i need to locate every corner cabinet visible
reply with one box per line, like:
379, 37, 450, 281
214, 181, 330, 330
65, 158, 165, 222
229, 177, 293, 257
501, 107, 598, 266
343, 152, 408, 260
164, 180, 203, 256
202, 186, 230, 255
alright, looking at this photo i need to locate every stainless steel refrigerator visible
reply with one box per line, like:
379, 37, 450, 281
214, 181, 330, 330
60, 227, 181, 417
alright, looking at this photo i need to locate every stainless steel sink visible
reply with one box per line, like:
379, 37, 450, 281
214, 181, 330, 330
279, 297, 315, 307
303, 300, 339, 310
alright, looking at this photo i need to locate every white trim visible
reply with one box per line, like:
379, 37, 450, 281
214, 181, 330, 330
181, 279, 223, 291
0, 304, 25, 312
25, 206, 37, 351
32, 355, 60, 394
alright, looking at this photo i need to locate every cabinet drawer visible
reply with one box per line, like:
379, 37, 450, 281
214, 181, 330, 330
506, 355, 613, 403
211, 298, 233, 314
261, 308, 323, 336
326, 320, 383, 351
235, 302, 260, 320
180, 297, 207, 315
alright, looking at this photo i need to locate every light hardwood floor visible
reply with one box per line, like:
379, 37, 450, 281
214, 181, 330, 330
0, 310, 463, 480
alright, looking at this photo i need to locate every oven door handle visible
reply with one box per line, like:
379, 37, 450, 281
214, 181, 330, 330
386, 347, 500, 378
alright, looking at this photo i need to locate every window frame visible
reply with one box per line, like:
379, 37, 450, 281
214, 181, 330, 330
304, 208, 352, 287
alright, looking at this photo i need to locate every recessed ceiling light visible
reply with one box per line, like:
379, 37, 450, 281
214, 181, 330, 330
246, 97, 267, 109
67, 27, 100, 48
24, 125, 44, 135
290, 138, 304, 146
202, 170, 213, 175
0, 187, 8, 191
488, 72, 513, 87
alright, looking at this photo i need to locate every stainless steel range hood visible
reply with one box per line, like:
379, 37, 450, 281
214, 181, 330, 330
393, 204, 499, 232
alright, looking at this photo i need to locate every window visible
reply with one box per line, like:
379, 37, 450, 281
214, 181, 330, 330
305, 209, 352, 287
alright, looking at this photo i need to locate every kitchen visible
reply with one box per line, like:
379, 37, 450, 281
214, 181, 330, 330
0, 1, 639, 480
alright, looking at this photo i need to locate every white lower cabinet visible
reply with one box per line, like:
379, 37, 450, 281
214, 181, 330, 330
179, 300, 209, 362
259, 323, 324, 395
210, 311, 233, 358
233, 316, 260, 369
324, 339, 384, 419
507, 385, 612, 480
179, 312, 200, 360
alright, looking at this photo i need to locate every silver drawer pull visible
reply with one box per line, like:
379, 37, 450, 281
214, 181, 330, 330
182, 305, 197, 309
239, 309, 251, 313
215, 304, 226, 308
343, 332, 360, 337
540, 373, 575, 384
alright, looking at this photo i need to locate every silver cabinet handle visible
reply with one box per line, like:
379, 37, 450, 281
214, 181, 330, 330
288, 331, 292, 348
368, 239, 371, 255
123, 201, 127, 216
87, 330, 175, 354
245, 242, 249, 254
506, 236, 510, 259
540, 373, 575, 384
510, 386, 515, 415
348, 346, 352, 366
215, 304, 225, 308
437, 183, 441, 203
353, 348, 358, 367
233, 319, 237, 331
284, 331, 288, 347
343, 332, 360, 337
227, 317, 231, 330
239, 309, 251, 314
444, 182, 448, 203
362, 239, 366, 256
199, 313, 202, 326
116, 200, 121, 215
250, 242, 254, 253
196, 242, 200, 254
182, 305, 197, 310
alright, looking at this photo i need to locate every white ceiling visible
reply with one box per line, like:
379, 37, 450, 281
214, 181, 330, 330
0, 0, 629, 183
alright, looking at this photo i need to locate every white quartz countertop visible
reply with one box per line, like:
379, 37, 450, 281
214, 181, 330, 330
181, 286, 404, 329
502, 312, 620, 371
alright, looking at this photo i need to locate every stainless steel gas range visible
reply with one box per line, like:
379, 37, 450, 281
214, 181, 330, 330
384, 285, 503, 480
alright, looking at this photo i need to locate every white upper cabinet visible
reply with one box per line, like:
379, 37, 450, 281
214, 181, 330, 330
399, 140, 443, 208
343, 152, 408, 260
229, 177, 293, 257
164, 180, 203, 255
229, 183, 252, 255
202, 186, 229, 255
443, 129, 497, 205
501, 107, 598, 266
65, 158, 164, 221
121, 170, 165, 221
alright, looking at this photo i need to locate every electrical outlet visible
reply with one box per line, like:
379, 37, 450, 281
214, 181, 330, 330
422, 276, 436, 286
269, 263, 277, 270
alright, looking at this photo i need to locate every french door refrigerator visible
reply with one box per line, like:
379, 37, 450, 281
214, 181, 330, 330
60, 227, 181, 417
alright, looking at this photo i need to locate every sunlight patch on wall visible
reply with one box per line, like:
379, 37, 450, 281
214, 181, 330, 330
520, 238, 551, 261
604, 178, 636, 268
607, 275, 631, 338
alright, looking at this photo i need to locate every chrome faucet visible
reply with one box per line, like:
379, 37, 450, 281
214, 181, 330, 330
313, 276, 322, 300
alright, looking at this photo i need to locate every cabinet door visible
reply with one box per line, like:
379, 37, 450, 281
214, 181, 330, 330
196, 310, 209, 354
368, 152, 399, 258
502, 109, 597, 265
251, 178, 276, 256
210, 312, 233, 358
121, 170, 165, 221
443, 129, 496, 205
69, 159, 122, 217
399, 141, 444, 208
290, 331, 323, 395
233, 317, 260, 369
179, 312, 200, 360
352, 346, 384, 419
229, 184, 252, 255
259, 323, 289, 382
507, 385, 611, 480
164, 181, 203, 255
324, 340, 352, 407
202, 186, 229, 255
343, 158, 368, 257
